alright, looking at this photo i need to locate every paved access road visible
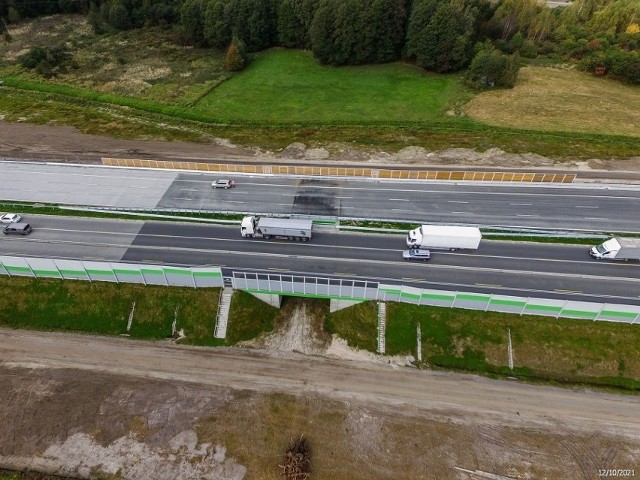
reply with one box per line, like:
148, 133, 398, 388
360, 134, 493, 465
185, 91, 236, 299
1, 162, 640, 232
2, 328, 638, 440
3, 216, 640, 305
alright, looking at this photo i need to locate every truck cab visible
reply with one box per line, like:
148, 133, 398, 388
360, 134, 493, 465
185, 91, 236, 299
241, 216, 257, 237
589, 239, 617, 259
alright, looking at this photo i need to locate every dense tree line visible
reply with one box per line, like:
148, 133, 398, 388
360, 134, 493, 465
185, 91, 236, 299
2, 0, 638, 83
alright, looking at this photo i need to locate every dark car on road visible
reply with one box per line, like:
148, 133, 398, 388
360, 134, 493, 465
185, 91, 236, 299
4, 223, 32, 235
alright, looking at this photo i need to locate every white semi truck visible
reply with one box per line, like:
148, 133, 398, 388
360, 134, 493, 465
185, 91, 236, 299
241, 216, 312, 241
407, 224, 481, 251
589, 237, 640, 260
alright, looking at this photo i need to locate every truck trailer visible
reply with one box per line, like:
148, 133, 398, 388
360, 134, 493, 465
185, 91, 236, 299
241, 216, 312, 241
406, 224, 481, 251
589, 237, 640, 261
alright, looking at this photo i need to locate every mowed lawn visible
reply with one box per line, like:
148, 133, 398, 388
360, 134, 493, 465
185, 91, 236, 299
195, 49, 463, 123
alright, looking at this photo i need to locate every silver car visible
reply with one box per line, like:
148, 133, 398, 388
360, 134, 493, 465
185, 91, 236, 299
212, 179, 235, 189
402, 248, 431, 261
0, 213, 22, 223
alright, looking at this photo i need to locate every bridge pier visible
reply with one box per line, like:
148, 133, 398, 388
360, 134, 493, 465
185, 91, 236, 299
248, 292, 282, 308
329, 298, 363, 313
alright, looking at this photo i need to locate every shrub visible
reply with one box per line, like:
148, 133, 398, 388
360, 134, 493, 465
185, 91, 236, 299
7, 7, 20, 23
19, 45, 74, 78
224, 37, 247, 71
465, 43, 520, 89
519, 39, 538, 58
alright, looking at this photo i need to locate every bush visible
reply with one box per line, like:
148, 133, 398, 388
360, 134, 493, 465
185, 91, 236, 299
19, 45, 74, 78
224, 36, 247, 71
580, 48, 640, 83
519, 39, 538, 58
465, 43, 520, 89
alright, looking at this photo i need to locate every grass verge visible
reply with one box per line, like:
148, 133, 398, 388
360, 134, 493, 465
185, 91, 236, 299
0, 276, 221, 346
325, 301, 378, 352
329, 301, 640, 391
225, 290, 279, 344
0, 200, 245, 223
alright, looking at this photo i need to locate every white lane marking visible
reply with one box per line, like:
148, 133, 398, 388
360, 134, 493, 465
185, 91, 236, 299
389, 198, 409, 201
391, 209, 413, 212
510, 203, 532, 206
174, 197, 194, 201
576, 205, 598, 209
225, 200, 245, 204
585, 217, 606, 220
277, 203, 291, 206
451, 211, 466, 214
516, 214, 537, 217
447, 200, 469, 204
335, 196, 353, 199
180, 188, 198, 192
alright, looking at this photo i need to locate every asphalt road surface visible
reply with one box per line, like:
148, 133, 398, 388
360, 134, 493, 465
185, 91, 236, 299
3, 216, 640, 305
1, 328, 638, 441
1, 161, 640, 232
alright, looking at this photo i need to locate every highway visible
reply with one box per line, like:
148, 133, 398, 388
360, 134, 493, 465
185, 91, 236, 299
1, 161, 640, 232
2, 216, 639, 305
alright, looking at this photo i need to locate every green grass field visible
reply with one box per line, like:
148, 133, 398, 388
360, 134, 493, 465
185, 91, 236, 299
194, 49, 464, 124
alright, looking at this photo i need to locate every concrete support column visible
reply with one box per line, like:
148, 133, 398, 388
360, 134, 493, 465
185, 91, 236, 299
330, 298, 363, 313
248, 292, 282, 308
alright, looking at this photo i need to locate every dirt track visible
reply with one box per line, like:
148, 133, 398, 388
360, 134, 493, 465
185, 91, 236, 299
1, 328, 639, 479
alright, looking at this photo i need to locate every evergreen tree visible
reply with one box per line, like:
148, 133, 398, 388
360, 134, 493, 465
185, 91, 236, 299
408, 0, 477, 72
405, 0, 440, 60
368, 0, 406, 63
180, 0, 204, 44
310, 0, 337, 64
204, 0, 232, 49
278, 0, 303, 48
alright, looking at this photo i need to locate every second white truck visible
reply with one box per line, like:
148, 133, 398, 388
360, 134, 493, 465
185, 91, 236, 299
241, 216, 312, 241
407, 224, 481, 251
589, 237, 640, 261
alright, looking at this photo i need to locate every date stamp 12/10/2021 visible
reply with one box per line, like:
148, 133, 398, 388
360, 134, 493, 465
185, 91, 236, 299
599, 470, 636, 477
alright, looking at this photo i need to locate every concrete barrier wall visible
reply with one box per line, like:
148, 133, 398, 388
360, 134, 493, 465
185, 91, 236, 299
102, 158, 576, 183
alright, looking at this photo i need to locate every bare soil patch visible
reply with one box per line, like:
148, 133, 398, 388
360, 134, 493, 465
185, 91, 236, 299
2, 120, 640, 176
1, 364, 638, 480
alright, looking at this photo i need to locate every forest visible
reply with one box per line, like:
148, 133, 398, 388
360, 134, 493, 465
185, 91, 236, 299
0, 0, 638, 84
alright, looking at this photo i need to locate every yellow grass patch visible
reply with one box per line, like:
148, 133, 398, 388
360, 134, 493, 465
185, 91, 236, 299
464, 66, 640, 137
